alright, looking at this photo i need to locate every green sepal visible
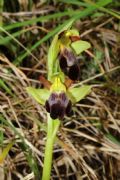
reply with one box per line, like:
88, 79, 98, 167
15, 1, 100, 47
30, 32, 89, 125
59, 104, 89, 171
69, 29, 79, 36
67, 85, 91, 103
47, 34, 60, 82
71, 40, 91, 55
58, 19, 74, 34
26, 87, 50, 105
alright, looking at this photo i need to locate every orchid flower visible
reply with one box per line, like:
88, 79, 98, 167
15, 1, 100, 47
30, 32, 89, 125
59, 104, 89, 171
26, 20, 91, 180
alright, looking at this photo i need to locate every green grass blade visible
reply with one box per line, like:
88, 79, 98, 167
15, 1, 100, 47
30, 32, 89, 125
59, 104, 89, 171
0, 79, 13, 96
84, 0, 120, 19
14, 0, 111, 65
0, 115, 40, 178
3, 11, 79, 31
105, 133, 120, 146
0, 0, 3, 26
58, 0, 89, 6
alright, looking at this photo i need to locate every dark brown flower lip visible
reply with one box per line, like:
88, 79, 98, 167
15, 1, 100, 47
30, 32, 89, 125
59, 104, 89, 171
68, 63, 80, 81
63, 65, 80, 81
59, 49, 80, 81
45, 92, 72, 120
61, 47, 76, 67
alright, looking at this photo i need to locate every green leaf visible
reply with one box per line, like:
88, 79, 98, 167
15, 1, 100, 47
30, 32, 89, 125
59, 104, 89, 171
26, 87, 50, 105
71, 40, 91, 55
68, 85, 91, 103
47, 34, 60, 82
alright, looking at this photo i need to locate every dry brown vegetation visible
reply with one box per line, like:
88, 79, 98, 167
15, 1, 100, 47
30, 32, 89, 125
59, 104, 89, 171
0, 0, 120, 179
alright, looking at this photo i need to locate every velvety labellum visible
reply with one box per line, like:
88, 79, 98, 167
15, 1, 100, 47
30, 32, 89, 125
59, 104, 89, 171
45, 92, 72, 120
59, 48, 80, 80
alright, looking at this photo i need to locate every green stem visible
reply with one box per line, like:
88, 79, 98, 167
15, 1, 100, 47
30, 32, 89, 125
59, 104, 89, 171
42, 114, 60, 180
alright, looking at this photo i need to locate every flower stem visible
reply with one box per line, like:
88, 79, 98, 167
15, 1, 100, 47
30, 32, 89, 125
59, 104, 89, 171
42, 114, 60, 180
